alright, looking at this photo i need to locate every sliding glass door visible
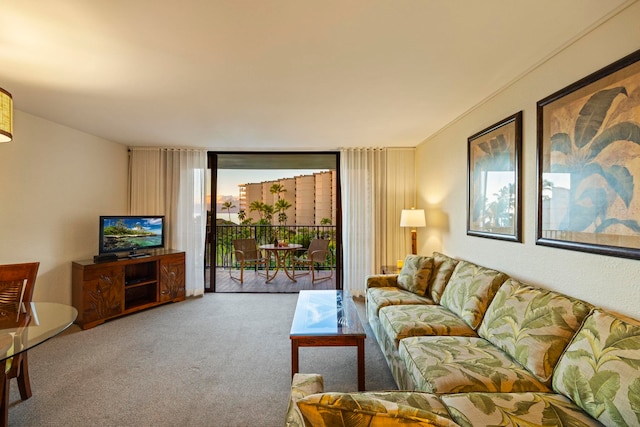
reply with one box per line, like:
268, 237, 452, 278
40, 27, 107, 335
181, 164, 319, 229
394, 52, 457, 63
205, 152, 342, 292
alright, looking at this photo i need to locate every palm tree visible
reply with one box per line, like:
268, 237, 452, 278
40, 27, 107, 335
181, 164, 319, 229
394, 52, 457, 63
269, 183, 286, 200
222, 201, 235, 221
249, 200, 265, 221
275, 198, 292, 225
262, 204, 274, 225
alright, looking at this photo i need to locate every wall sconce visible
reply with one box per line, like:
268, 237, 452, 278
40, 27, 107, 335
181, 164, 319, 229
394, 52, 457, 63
0, 88, 13, 143
400, 208, 426, 255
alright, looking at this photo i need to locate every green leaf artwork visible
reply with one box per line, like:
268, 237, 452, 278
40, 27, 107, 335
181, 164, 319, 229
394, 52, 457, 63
547, 86, 640, 234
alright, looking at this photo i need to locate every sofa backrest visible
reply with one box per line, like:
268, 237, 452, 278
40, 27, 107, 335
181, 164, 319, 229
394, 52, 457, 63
552, 309, 640, 427
428, 252, 459, 304
439, 260, 508, 330
478, 279, 592, 385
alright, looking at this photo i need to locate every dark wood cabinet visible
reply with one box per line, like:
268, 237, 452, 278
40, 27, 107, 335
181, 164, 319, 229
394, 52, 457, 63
72, 250, 185, 329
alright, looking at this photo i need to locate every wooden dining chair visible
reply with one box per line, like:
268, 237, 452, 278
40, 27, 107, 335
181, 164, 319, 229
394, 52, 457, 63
230, 239, 269, 283
292, 239, 333, 283
0, 262, 39, 425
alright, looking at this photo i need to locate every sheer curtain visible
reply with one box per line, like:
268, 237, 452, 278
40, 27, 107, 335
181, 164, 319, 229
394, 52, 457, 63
340, 148, 387, 297
385, 148, 417, 263
129, 148, 207, 297
340, 147, 417, 296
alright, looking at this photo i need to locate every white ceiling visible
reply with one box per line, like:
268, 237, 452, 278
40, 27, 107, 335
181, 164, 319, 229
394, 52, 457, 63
0, 1, 632, 150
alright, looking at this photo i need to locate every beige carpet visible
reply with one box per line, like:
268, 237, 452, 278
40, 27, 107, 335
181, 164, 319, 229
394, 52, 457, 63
7, 293, 396, 426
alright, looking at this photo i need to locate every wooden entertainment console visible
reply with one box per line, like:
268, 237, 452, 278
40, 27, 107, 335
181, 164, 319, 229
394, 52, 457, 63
72, 249, 185, 329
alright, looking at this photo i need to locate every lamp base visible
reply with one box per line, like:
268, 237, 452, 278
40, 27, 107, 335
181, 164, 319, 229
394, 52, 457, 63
411, 230, 417, 255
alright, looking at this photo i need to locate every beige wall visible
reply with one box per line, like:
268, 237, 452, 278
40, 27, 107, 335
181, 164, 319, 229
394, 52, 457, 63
416, 3, 640, 320
0, 111, 128, 304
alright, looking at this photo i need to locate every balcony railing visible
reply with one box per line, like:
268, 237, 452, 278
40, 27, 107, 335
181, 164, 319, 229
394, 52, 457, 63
210, 224, 336, 270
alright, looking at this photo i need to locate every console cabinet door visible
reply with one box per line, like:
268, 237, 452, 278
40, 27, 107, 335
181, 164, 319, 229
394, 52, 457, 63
81, 265, 124, 324
159, 254, 186, 302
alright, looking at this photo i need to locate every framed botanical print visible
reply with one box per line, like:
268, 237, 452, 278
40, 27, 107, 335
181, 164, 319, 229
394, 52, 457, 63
467, 111, 522, 242
537, 48, 640, 259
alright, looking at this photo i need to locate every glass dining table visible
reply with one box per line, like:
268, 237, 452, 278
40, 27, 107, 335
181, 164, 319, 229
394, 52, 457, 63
0, 302, 78, 427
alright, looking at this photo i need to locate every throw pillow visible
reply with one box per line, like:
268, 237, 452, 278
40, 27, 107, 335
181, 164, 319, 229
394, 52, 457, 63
296, 392, 457, 427
428, 252, 459, 304
552, 309, 640, 426
396, 255, 434, 296
439, 260, 508, 330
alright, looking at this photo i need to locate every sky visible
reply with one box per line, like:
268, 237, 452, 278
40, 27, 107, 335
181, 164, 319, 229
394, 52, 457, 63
216, 169, 328, 197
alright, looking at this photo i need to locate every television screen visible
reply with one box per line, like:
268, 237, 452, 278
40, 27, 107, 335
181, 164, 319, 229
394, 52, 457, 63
99, 216, 165, 255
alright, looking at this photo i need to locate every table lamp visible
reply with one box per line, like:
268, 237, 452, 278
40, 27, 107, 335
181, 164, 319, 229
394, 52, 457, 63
400, 208, 426, 255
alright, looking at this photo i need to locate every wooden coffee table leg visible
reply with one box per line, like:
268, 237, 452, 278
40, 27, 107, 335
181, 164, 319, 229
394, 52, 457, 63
357, 337, 365, 391
291, 339, 299, 378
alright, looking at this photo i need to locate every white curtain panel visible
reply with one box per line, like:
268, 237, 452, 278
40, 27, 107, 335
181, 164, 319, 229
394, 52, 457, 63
340, 148, 387, 297
386, 148, 417, 263
129, 148, 207, 297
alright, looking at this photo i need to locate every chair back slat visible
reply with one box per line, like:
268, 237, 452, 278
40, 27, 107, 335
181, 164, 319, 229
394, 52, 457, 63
0, 262, 39, 319
0, 280, 26, 313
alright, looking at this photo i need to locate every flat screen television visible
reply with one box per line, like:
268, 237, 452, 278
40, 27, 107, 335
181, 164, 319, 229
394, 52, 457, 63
99, 215, 165, 256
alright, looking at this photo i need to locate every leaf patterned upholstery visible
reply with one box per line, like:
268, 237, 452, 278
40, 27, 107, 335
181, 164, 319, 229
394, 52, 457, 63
352, 252, 640, 427
428, 252, 459, 304
379, 304, 477, 349
552, 309, 640, 426
441, 392, 603, 426
398, 336, 550, 394
286, 373, 458, 427
296, 392, 458, 427
397, 255, 434, 296
366, 287, 433, 317
439, 260, 509, 330
479, 279, 592, 385
366, 274, 400, 289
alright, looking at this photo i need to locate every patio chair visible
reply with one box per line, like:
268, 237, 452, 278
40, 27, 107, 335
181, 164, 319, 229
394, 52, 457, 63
292, 239, 333, 283
230, 239, 269, 283
0, 262, 39, 426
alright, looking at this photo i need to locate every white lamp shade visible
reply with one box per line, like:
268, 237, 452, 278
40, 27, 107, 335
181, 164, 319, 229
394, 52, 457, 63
0, 88, 13, 143
400, 209, 426, 228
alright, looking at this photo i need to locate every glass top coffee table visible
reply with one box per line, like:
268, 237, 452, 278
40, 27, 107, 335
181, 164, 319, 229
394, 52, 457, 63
290, 290, 366, 391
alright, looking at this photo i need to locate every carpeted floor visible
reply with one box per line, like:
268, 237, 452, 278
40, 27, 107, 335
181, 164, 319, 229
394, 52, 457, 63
7, 293, 396, 426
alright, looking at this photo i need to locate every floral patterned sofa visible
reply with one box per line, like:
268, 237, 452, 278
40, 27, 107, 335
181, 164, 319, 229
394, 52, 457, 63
286, 253, 640, 426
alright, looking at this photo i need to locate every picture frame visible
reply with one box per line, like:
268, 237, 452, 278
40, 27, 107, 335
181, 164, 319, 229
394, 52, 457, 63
467, 111, 522, 242
537, 48, 640, 259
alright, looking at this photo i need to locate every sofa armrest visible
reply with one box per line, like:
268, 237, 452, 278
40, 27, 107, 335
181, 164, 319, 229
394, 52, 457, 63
286, 373, 324, 427
366, 274, 399, 289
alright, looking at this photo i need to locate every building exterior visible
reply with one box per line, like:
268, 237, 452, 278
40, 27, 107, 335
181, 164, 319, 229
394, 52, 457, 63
239, 171, 336, 225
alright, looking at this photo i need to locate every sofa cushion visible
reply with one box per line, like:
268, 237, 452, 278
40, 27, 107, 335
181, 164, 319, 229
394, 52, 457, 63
428, 252, 459, 303
398, 336, 550, 394
478, 279, 592, 385
347, 391, 452, 420
439, 260, 509, 330
366, 287, 433, 317
296, 392, 458, 426
397, 255, 434, 296
379, 304, 477, 348
440, 392, 601, 426
553, 309, 640, 426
